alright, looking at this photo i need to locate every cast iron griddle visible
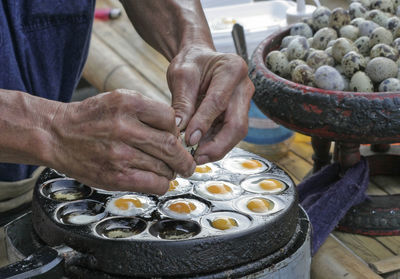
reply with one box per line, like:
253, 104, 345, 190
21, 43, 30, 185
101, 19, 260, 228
32, 148, 298, 277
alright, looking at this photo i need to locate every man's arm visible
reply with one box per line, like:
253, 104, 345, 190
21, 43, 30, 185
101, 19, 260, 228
121, 0, 255, 164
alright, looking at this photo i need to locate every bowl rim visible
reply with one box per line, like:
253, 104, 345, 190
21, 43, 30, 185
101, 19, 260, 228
251, 26, 400, 99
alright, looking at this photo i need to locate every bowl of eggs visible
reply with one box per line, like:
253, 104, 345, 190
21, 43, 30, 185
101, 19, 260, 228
31, 148, 301, 277
249, 1, 400, 143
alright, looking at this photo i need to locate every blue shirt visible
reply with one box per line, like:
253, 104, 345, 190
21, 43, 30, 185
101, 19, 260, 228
0, 0, 95, 181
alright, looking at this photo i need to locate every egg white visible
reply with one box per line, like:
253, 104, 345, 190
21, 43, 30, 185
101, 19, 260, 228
161, 198, 208, 219
201, 211, 251, 232
222, 157, 268, 174
241, 176, 287, 194
195, 181, 242, 201
189, 163, 217, 181
163, 178, 192, 197
105, 194, 155, 217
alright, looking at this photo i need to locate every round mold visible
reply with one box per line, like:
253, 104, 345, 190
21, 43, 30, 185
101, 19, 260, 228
235, 195, 285, 216
195, 181, 242, 201
95, 216, 147, 239
241, 175, 288, 194
149, 219, 201, 240
105, 194, 156, 217
222, 156, 270, 174
55, 200, 106, 225
200, 211, 252, 233
41, 178, 92, 202
159, 198, 209, 220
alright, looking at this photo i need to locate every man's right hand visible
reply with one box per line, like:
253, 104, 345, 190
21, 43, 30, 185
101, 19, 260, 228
47, 89, 196, 195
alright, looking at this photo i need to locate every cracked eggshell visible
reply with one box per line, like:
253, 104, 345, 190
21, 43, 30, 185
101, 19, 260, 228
370, 43, 399, 60
330, 8, 351, 30
307, 50, 335, 69
287, 36, 310, 60
312, 27, 338, 50
354, 36, 371, 56
365, 56, 398, 82
369, 26, 393, 47
350, 71, 375, 91
290, 22, 313, 38
332, 38, 358, 63
265, 50, 290, 77
378, 77, 400, 91
341, 51, 367, 77
312, 6, 332, 29
314, 65, 345, 90
339, 25, 360, 41
291, 64, 315, 86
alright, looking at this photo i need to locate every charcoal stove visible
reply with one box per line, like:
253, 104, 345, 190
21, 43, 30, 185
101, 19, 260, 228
249, 26, 400, 236
0, 148, 311, 279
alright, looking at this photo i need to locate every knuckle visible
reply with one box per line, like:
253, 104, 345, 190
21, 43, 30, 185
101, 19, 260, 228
210, 93, 229, 112
162, 133, 179, 155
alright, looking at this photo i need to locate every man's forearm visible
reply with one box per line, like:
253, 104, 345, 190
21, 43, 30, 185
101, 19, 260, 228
0, 89, 59, 166
120, 0, 215, 61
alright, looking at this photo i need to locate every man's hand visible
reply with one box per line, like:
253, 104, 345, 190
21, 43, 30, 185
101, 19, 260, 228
168, 47, 254, 165
48, 89, 196, 195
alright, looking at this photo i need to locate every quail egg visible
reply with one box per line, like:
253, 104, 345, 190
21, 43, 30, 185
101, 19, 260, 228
351, 17, 366, 28
288, 36, 310, 60
350, 71, 375, 91
342, 51, 367, 77
195, 181, 241, 201
369, 26, 393, 47
307, 37, 314, 46
386, 16, 400, 32
281, 35, 300, 48
312, 6, 332, 29
370, 0, 394, 13
265, 50, 290, 77
330, 8, 351, 30
366, 9, 389, 26
315, 65, 346, 90
370, 43, 399, 60
354, 36, 371, 56
307, 50, 335, 69
312, 27, 338, 50
165, 178, 192, 196
235, 196, 283, 215
327, 39, 337, 48
339, 25, 360, 41
241, 176, 287, 194
290, 22, 313, 38
378, 77, 400, 91
365, 57, 398, 82
359, 20, 380, 36
222, 157, 268, 174
351, 0, 371, 8
292, 65, 315, 86
288, 59, 307, 73
180, 131, 198, 156
325, 46, 333, 56
332, 38, 358, 63
202, 212, 251, 232
161, 198, 208, 219
349, 2, 367, 19
106, 195, 156, 217
392, 38, 400, 52
189, 163, 218, 180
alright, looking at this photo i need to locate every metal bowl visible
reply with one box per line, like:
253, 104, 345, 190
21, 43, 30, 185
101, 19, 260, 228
249, 26, 400, 144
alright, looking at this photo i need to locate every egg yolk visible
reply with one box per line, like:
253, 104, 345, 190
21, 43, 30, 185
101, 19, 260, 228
168, 201, 197, 214
211, 217, 238, 230
195, 165, 212, 173
241, 159, 263, 169
259, 179, 284, 191
207, 183, 232, 194
247, 198, 273, 213
168, 180, 179, 191
114, 198, 142, 210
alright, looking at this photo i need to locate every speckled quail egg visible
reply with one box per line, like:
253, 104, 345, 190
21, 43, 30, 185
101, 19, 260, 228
312, 6, 332, 29
306, 47, 317, 58
330, 8, 351, 30
359, 20, 380, 36
393, 25, 400, 38
365, 56, 371, 64
349, 2, 367, 19
280, 48, 288, 57
392, 38, 400, 52
386, 17, 400, 32
306, 50, 335, 69
366, 9, 389, 26
351, 0, 372, 7
180, 131, 198, 156
354, 36, 371, 56
350, 71, 375, 91
281, 35, 300, 49
290, 22, 313, 38
335, 64, 345, 74
332, 38, 358, 63
288, 59, 307, 73
307, 37, 314, 46
351, 17, 366, 27
303, 17, 315, 30
370, 43, 399, 60
342, 51, 367, 77
340, 25, 360, 41
370, 0, 394, 13
312, 27, 338, 50
369, 26, 393, 47
378, 77, 400, 91
288, 37, 309, 60
315, 65, 346, 90
327, 39, 337, 48
365, 57, 398, 82
265, 50, 290, 77
325, 46, 333, 56
292, 64, 315, 86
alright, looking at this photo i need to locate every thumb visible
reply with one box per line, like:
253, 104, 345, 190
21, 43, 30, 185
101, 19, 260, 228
167, 63, 200, 131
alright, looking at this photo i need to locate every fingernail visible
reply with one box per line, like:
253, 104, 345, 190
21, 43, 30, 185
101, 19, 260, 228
196, 155, 210, 165
190, 130, 202, 146
175, 117, 182, 127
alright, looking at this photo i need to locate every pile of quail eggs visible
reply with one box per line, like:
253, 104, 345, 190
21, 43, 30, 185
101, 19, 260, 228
265, 0, 400, 92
